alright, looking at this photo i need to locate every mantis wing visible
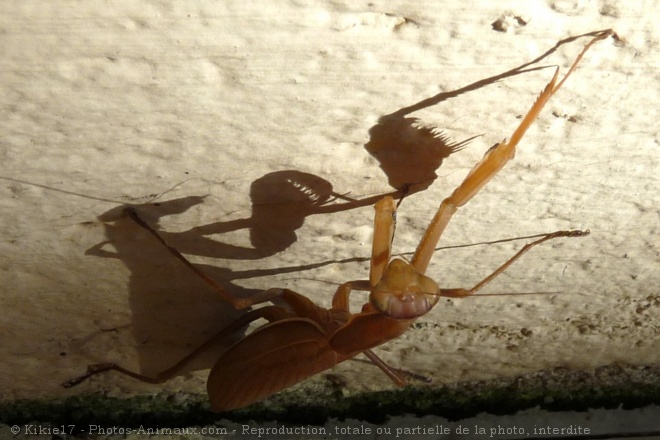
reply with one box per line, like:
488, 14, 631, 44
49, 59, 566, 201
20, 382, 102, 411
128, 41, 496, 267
207, 318, 340, 411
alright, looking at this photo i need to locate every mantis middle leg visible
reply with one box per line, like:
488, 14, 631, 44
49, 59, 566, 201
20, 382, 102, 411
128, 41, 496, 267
438, 229, 589, 298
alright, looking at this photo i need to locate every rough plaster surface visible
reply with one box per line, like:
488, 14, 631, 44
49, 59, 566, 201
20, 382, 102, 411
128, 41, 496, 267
1, 0, 658, 409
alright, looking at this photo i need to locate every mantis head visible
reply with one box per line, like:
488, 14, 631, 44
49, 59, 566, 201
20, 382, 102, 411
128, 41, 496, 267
370, 258, 440, 319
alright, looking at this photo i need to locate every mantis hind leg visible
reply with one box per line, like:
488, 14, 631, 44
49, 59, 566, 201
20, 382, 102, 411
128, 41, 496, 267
125, 207, 286, 310
363, 349, 432, 386
62, 305, 292, 388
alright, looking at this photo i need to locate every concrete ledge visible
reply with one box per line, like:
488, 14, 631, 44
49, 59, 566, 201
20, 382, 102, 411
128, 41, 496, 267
2, 363, 659, 433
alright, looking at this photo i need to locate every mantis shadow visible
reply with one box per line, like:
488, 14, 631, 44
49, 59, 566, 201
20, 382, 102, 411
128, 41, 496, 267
365, 31, 591, 192
173, 170, 400, 260
84, 177, 390, 377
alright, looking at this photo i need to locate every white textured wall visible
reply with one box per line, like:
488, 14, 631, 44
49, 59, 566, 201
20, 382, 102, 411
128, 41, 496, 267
1, 1, 657, 404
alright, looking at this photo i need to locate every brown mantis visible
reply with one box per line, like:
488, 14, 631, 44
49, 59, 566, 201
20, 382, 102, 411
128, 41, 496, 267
63, 29, 617, 411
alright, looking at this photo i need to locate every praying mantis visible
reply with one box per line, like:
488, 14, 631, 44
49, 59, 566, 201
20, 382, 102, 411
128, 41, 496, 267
63, 29, 617, 411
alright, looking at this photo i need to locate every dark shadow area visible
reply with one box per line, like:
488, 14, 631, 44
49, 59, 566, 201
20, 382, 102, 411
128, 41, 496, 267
84, 190, 375, 376
2, 175, 390, 381
366, 117, 476, 192
365, 30, 595, 192
175, 170, 400, 260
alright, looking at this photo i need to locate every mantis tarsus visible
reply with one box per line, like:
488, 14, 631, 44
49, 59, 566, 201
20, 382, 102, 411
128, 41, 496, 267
63, 29, 616, 411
